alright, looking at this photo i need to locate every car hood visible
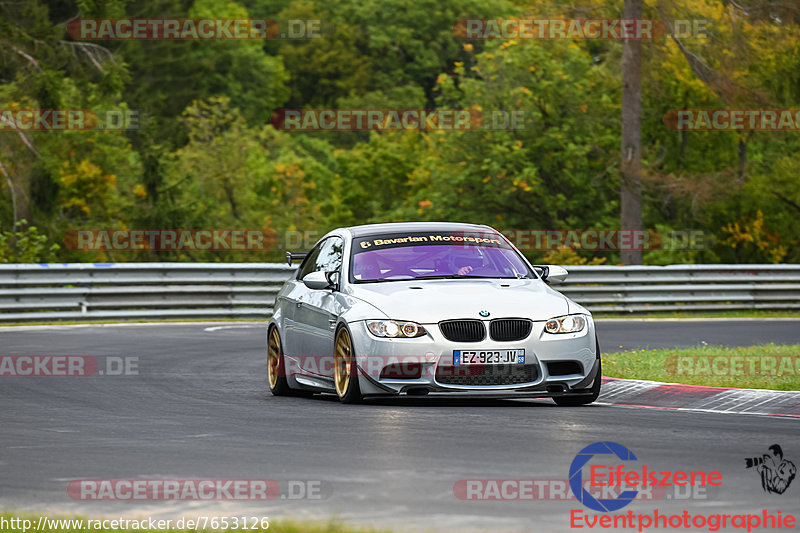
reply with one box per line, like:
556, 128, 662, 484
346, 278, 569, 323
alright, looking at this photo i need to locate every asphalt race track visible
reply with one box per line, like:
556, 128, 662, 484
1, 320, 799, 532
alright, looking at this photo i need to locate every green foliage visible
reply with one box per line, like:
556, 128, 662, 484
275, 0, 518, 108
0, 221, 60, 263
418, 38, 620, 233
542, 247, 606, 266
0, 0, 798, 264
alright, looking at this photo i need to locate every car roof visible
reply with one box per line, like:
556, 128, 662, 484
344, 222, 494, 238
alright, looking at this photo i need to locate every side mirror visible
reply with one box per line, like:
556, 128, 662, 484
533, 265, 549, 280
303, 271, 335, 290
534, 265, 568, 283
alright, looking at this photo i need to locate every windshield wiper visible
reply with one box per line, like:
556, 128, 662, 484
411, 274, 516, 280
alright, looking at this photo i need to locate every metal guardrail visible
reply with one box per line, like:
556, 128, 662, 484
0, 263, 295, 322
0, 263, 798, 321
557, 264, 800, 312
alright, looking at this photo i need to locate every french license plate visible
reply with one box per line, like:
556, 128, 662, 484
453, 349, 525, 365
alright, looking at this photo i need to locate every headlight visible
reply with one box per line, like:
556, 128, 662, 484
367, 320, 427, 338
544, 315, 586, 334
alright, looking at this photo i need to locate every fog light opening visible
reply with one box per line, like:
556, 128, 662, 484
380, 362, 423, 379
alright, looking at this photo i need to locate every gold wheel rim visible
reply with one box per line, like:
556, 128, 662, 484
334, 330, 353, 397
267, 328, 281, 388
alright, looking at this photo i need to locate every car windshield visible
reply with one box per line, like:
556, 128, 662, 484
350, 231, 533, 283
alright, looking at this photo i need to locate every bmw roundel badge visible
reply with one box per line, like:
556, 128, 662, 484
479, 310, 490, 317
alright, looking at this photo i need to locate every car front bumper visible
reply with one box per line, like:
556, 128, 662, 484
347, 318, 599, 397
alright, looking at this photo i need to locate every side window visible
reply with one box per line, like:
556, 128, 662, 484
297, 237, 344, 280
297, 243, 323, 280
316, 237, 344, 273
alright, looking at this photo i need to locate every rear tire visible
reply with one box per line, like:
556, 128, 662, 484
334, 327, 362, 404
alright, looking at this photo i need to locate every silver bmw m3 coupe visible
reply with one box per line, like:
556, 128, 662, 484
267, 222, 601, 405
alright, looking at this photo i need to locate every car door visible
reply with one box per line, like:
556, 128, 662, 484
283, 242, 324, 358
293, 236, 345, 375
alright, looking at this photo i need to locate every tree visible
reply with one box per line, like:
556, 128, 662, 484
620, 0, 643, 265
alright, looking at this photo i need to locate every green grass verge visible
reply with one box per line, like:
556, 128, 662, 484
603, 343, 800, 390
0, 514, 391, 533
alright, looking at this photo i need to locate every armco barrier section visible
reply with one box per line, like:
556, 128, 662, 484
0, 263, 294, 322
558, 264, 800, 313
0, 263, 798, 321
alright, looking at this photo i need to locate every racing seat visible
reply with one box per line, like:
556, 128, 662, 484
353, 254, 382, 281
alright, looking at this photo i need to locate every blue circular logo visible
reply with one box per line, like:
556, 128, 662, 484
479, 310, 490, 317
569, 442, 639, 512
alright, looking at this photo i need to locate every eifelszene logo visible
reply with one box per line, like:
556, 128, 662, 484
745, 444, 796, 494
569, 441, 722, 514
569, 442, 639, 512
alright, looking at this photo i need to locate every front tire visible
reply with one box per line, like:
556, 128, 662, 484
553, 360, 601, 406
334, 327, 362, 404
554, 336, 602, 406
267, 327, 292, 396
